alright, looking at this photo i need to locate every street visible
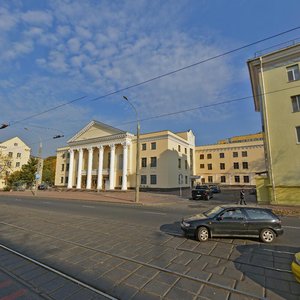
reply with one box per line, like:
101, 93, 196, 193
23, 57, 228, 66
0, 193, 299, 299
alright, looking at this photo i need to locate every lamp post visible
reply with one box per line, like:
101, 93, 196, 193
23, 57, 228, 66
123, 96, 140, 203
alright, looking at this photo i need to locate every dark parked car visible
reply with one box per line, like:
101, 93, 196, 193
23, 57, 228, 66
209, 185, 221, 193
191, 185, 213, 200
38, 184, 48, 190
181, 205, 283, 243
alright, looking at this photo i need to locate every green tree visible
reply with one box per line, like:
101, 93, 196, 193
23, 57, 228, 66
20, 157, 38, 187
5, 170, 22, 189
42, 156, 56, 185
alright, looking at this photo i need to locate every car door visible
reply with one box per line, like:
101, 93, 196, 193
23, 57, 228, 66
211, 208, 248, 236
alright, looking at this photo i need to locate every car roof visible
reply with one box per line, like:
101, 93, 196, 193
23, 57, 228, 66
219, 205, 270, 210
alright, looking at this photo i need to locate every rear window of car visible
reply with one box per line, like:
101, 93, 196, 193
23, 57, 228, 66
245, 209, 274, 220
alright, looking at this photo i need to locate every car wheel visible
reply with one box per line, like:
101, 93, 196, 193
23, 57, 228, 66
197, 227, 209, 242
260, 228, 275, 243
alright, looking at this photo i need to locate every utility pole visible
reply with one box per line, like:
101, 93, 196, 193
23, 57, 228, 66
34, 139, 43, 196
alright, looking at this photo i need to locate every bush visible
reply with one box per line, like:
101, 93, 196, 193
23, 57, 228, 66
3, 186, 11, 191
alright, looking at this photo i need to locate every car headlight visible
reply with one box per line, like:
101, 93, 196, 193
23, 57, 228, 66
182, 221, 191, 227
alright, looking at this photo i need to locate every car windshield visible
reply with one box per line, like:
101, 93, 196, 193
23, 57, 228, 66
204, 206, 223, 218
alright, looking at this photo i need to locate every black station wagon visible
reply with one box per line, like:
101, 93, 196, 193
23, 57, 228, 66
181, 205, 283, 243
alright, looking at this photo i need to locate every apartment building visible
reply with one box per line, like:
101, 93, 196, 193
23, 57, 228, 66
55, 120, 196, 190
248, 42, 300, 205
195, 133, 265, 186
0, 137, 31, 189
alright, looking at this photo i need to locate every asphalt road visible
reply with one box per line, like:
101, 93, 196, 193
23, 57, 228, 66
0, 194, 299, 247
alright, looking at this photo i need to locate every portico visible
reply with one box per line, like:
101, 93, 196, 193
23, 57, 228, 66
65, 121, 133, 191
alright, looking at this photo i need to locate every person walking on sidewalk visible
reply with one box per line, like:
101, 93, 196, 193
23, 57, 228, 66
239, 189, 246, 205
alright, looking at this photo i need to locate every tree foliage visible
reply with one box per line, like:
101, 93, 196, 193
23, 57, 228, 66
42, 156, 56, 185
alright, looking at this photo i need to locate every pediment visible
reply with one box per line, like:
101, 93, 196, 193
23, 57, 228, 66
68, 120, 126, 143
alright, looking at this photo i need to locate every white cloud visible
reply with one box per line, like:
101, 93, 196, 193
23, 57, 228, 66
0, 8, 18, 31
21, 10, 53, 27
67, 37, 81, 53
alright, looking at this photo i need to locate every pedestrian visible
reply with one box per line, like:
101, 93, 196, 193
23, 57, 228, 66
239, 189, 246, 205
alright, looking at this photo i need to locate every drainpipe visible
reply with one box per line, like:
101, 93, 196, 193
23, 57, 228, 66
260, 57, 277, 203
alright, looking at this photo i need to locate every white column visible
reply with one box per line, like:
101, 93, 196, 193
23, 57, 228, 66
97, 145, 104, 190
86, 147, 93, 189
109, 144, 115, 190
67, 149, 74, 189
76, 148, 83, 189
122, 142, 129, 190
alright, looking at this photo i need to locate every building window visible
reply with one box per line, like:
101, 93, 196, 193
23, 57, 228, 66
185, 148, 187, 154
208, 176, 213, 183
242, 162, 249, 169
207, 163, 212, 170
207, 153, 212, 159
119, 176, 122, 185
200, 164, 205, 169
62, 153, 65, 159
185, 160, 188, 169
242, 151, 248, 157
221, 176, 226, 183
66, 163, 69, 171
8, 152, 13, 158
150, 175, 157, 184
67, 153, 70, 159
7, 161, 11, 167
220, 163, 225, 170
61, 164, 65, 171
292, 95, 300, 112
219, 152, 224, 158
14, 143, 18, 146
141, 157, 147, 168
233, 152, 238, 158
17, 153, 21, 158
178, 158, 181, 169
61, 177, 64, 184
151, 142, 156, 150
141, 175, 147, 184
16, 162, 20, 167
65, 176, 68, 184
200, 154, 204, 159
233, 162, 239, 169
185, 176, 188, 184
296, 126, 300, 143
142, 143, 146, 150
287, 64, 300, 82
234, 176, 240, 183
178, 145, 181, 152
150, 157, 157, 168
244, 176, 250, 183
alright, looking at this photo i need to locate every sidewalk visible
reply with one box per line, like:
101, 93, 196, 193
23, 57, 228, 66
0, 189, 186, 206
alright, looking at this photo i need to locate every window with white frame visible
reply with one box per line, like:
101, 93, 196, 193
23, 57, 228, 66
150, 157, 157, 167
141, 175, 147, 184
292, 95, 300, 112
287, 65, 300, 82
150, 175, 157, 184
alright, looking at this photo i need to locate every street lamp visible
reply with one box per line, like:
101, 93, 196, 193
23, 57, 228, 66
123, 96, 140, 203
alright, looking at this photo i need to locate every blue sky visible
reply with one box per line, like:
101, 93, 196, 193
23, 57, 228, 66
1, 0, 300, 157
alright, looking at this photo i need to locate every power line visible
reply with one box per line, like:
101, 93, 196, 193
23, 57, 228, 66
59, 83, 300, 140
5, 26, 300, 126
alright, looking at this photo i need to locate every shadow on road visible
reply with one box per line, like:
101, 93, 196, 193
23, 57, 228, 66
234, 244, 300, 299
160, 221, 184, 237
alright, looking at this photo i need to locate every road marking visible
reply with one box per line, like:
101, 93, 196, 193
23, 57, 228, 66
142, 211, 166, 216
14, 199, 22, 201
42, 202, 52, 204
82, 205, 95, 208
283, 225, 300, 230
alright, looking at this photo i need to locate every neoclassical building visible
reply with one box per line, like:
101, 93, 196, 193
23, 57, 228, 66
55, 120, 196, 190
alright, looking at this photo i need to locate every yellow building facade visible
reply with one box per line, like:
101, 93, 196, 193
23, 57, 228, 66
248, 43, 300, 205
55, 120, 196, 190
0, 137, 31, 189
195, 133, 265, 186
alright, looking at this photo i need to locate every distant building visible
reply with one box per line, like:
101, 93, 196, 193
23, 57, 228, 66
195, 133, 265, 186
55, 120, 196, 190
248, 42, 300, 205
0, 137, 31, 189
